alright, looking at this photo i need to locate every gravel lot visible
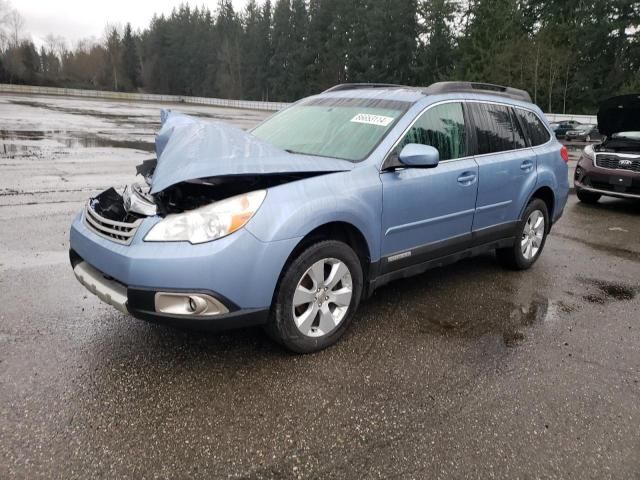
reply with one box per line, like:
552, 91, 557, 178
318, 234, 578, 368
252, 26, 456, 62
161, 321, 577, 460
1, 93, 639, 479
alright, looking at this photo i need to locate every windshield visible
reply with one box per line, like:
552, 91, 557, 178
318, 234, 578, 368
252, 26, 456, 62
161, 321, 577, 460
251, 97, 412, 162
578, 124, 595, 131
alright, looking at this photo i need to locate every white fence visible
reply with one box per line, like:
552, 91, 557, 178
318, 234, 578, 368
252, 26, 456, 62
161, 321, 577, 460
0, 83, 289, 111
0, 83, 598, 122
544, 113, 597, 124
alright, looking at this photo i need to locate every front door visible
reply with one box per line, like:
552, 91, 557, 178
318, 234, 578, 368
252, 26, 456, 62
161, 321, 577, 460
380, 102, 478, 273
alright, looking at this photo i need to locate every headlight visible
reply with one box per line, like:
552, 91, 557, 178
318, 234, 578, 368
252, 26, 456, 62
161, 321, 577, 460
145, 190, 266, 244
583, 144, 595, 162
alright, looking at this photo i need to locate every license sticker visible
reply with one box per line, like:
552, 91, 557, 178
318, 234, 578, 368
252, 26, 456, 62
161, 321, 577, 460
350, 113, 394, 127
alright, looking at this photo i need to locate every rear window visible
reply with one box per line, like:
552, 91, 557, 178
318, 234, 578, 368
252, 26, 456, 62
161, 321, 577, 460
515, 109, 552, 146
251, 97, 411, 162
466, 102, 526, 155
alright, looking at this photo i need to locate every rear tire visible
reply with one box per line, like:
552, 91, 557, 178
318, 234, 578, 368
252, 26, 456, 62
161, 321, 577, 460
265, 240, 363, 353
496, 199, 549, 270
576, 189, 601, 204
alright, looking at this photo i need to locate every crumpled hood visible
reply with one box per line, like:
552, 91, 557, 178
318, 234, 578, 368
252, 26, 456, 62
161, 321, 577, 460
597, 94, 640, 137
150, 110, 354, 194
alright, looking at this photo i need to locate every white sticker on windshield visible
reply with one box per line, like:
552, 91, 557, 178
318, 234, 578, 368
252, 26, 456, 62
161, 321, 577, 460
350, 113, 394, 127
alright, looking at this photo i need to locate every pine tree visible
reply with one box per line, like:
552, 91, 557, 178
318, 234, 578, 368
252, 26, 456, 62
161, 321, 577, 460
269, 0, 292, 100
121, 23, 139, 90
417, 0, 458, 85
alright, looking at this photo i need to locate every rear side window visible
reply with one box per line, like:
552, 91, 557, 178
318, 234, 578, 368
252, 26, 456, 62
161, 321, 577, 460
466, 102, 525, 155
515, 109, 551, 146
394, 102, 467, 161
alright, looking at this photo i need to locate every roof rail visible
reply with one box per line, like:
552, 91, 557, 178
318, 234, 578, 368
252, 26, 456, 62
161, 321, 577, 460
424, 81, 532, 103
323, 83, 408, 93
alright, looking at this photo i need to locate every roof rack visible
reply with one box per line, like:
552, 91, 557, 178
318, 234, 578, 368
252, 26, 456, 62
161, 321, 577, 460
323, 83, 409, 93
423, 81, 532, 103
322, 81, 533, 103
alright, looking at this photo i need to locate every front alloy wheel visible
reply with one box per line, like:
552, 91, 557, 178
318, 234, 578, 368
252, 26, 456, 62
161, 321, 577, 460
292, 258, 353, 337
267, 240, 363, 353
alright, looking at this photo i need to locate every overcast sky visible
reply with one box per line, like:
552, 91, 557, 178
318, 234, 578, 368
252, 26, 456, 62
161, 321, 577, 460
16, 0, 252, 47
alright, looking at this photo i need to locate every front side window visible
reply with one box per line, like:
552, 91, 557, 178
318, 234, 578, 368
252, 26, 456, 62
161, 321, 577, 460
467, 102, 526, 154
251, 97, 411, 162
393, 102, 467, 161
515, 109, 551, 146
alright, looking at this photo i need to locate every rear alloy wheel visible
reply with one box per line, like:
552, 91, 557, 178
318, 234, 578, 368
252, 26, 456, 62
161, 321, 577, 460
520, 210, 545, 261
497, 199, 549, 270
576, 189, 601, 204
266, 240, 363, 353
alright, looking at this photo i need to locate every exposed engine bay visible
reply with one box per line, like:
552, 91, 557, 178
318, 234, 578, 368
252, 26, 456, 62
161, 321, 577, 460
88, 158, 325, 223
86, 110, 353, 224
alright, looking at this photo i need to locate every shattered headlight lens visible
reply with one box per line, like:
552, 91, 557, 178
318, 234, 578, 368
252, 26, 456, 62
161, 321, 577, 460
144, 190, 267, 244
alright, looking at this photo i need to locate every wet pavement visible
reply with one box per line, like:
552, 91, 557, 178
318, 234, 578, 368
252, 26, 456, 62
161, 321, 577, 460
1, 94, 639, 479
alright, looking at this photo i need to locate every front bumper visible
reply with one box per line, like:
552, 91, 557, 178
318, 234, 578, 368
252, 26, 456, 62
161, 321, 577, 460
71, 254, 270, 330
70, 211, 300, 329
574, 156, 640, 199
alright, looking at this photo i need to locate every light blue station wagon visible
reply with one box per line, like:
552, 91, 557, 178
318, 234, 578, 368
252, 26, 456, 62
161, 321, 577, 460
70, 81, 569, 352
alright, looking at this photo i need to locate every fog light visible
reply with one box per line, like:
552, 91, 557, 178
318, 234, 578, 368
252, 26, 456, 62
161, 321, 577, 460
154, 292, 229, 316
188, 296, 197, 312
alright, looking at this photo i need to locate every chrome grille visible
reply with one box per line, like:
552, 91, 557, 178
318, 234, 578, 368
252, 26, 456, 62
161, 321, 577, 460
595, 154, 640, 172
84, 202, 142, 245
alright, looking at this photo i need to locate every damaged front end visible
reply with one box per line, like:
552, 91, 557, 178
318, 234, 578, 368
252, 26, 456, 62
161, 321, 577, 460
83, 109, 353, 244
85, 169, 327, 245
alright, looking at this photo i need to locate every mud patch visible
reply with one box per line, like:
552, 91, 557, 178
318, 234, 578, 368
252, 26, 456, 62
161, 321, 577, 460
557, 300, 577, 314
583, 293, 606, 304
579, 277, 636, 304
554, 233, 640, 262
595, 282, 635, 301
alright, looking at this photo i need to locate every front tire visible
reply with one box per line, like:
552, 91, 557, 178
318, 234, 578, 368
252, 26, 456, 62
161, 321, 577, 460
576, 189, 601, 204
496, 199, 549, 270
266, 240, 363, 353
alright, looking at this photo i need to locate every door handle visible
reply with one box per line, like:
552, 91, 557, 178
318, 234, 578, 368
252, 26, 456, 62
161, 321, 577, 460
520, 160, 534, 172
457, 172, 477, 186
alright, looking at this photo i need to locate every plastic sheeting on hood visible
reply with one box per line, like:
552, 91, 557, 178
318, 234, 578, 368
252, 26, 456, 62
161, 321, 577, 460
597, 94, 640, 136
150, 110, 355, 194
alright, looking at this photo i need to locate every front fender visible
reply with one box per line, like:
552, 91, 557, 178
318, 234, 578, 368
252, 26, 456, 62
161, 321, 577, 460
246, 166, 383, 262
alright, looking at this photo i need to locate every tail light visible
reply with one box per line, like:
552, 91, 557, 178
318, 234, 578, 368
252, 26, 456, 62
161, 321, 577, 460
560, 146, 569, 163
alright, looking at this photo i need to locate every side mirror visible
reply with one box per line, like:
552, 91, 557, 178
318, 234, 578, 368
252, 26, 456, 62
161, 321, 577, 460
398, 143, 440, 168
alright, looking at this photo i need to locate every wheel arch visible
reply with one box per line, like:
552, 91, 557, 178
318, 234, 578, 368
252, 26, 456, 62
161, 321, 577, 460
271, 221, 372, 306
527, 186, 555, 230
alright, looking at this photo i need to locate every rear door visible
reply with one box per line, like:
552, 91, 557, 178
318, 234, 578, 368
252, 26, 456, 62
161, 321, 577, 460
466, 101, 537, 234
379, 102, 478, 271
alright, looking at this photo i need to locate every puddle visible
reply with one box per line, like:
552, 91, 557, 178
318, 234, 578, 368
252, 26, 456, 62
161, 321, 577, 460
0, 129, 154, 154
579, 277, 636, 304
413, 294, 550, 348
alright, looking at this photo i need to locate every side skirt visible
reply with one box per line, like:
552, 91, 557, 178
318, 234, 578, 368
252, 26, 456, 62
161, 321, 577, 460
367, 221, 519, 295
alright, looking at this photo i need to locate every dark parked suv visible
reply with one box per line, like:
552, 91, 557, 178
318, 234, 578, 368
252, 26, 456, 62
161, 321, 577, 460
574, 94, 640, 203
